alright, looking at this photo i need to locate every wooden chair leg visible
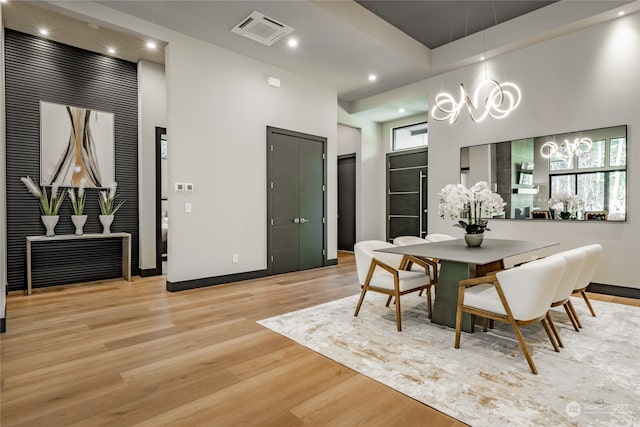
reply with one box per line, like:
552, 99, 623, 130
454, 288, 464, 348
546, 312, 563, 348
385, 296, 393, 307
541, 318, 560, 352
394, 290, 402, 332
482, 318, 489, 332
563, 303, 580, 332
509, 318, 538, 375
426, 286, 433, 319
581, 291, 596, 317
354, 288, 368, 317
567, 299, 582, 329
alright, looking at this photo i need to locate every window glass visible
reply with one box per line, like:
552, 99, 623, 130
577, 173, 605, 211
609, 138, 626, 166
609, 171, 626, 219
578, 139, 605, 169
550, 175, 575, 195
549, 154, 574, 171
392, 122, 428, 151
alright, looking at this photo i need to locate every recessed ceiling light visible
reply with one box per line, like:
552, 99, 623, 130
108, 47, 116, 54
39, 28, 49, 36
88, 23, 100, 30
398, 108, 405, 113
480, 56, 485, 61
368, 74, 377, 82
146, 42, 157, 49
287, 38, 298, 48
618, 11, 625, 16
0, 0, 8, 4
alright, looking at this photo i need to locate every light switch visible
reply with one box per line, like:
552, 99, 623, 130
185, 183, 194, 192
175, 182, 185, 192
185, 203, 192, 213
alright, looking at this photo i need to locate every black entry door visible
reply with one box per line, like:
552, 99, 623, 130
268, 127, 326, 275
338, 154, 356, 251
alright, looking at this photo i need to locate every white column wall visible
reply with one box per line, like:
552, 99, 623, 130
338, 108, 385, 241
138, 60, 166, 271
164, 37, 337, 282
423, 13, 640, 288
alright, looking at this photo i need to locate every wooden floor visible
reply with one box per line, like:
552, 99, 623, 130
1, 252, 637, 426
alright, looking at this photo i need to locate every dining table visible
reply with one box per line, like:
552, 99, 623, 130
377, 238, 557, 332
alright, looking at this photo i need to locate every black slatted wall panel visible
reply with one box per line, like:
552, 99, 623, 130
5, 30, 139, 291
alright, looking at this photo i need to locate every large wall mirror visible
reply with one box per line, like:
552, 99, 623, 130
460, 125, 627, 221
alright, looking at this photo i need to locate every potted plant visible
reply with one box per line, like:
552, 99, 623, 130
68, 180, 87, 235
98, 182, 125, 234
439, 181, 506, 247
548, 191, 584, 220
20, 176, 65, 237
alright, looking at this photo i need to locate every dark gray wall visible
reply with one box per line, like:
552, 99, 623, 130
5, 30, 139, 292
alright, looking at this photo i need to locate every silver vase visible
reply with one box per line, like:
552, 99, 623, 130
464, 233, 484, 247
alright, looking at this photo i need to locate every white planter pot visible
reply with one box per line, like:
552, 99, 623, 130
71, 215, 88, 235
41, 215, 59, 237
99, 214, 114, 234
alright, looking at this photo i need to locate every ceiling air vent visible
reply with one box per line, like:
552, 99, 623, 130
231, 11, 295, 47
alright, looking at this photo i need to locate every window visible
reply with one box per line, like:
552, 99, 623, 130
392, 122, 428, 151
548, 135, 626, 219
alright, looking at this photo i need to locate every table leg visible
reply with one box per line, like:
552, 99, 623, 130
431, 260, 474, 332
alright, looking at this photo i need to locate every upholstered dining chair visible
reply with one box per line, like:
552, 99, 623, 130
392, 235, 439, 310
546, 248, 587, 348
571, 244, 603, 321
454, 256, 566, 374
354, 240, 434, 331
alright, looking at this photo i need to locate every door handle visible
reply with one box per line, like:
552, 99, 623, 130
299, 218, 309, 223
293, 218, 300, 224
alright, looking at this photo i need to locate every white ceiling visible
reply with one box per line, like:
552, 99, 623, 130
2, 0, 637, 123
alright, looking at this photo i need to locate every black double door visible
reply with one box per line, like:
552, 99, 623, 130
267, 127, 326, 275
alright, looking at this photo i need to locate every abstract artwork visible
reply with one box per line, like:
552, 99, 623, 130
40, 101, 114, 187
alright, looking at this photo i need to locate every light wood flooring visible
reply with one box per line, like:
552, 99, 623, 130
1, 252, 638, 426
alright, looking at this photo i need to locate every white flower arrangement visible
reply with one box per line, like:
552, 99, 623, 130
548, 191, 584, 213
67, 180, 86, 215
98, 182, 125, 215
20, 176, 65, 216
439, 181, 506, 234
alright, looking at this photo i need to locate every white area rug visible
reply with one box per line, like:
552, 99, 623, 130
258, 293, 639, 426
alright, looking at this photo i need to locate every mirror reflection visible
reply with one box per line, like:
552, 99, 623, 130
460, 125, 627, 221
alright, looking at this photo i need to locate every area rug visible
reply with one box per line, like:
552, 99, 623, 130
258, 293, 639, 426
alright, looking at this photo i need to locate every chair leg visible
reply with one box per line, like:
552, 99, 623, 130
563, 302, 580, 332
454, 289, 464, 348
541, 318, 559, 352
354, 288, 368, 317
567, 299, 583, 329
509, 318, 538, 375
581, 291, 596, 317
482, 318, 489, 332
394, 290, 402, 332
426, 286, 433, 319
546, 312, 563, 348
385, 296, 393, 307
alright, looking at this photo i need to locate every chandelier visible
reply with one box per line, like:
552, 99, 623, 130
431, 79, 521, 124
539, 137, 593, 159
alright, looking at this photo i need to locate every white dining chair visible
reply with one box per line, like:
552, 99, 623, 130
392, 235, 439, 311
354, 240, 434, 331
424, 233, 456, 242
571, 244, 603, 321
455, 256, 566, 374
546, 248, 586, 347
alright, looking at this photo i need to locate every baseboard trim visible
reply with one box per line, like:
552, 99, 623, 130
140, 268, 161, 277
587, 282, 640, 299
166, 269, 267, 292
326, 258, 338, 266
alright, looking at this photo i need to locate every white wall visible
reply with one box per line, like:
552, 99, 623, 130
423, 13, 640, 288
338, 108, 385, 241
164, 36, 337, 282
138, 60, 166, 271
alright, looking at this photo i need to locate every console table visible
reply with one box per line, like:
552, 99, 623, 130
26, 232, 132, 295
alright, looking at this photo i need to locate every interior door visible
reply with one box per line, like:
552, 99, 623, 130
338, 154, 356, 251
268, 127, 326, 275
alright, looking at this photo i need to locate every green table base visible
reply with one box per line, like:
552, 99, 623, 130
431, 260, 474, 333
